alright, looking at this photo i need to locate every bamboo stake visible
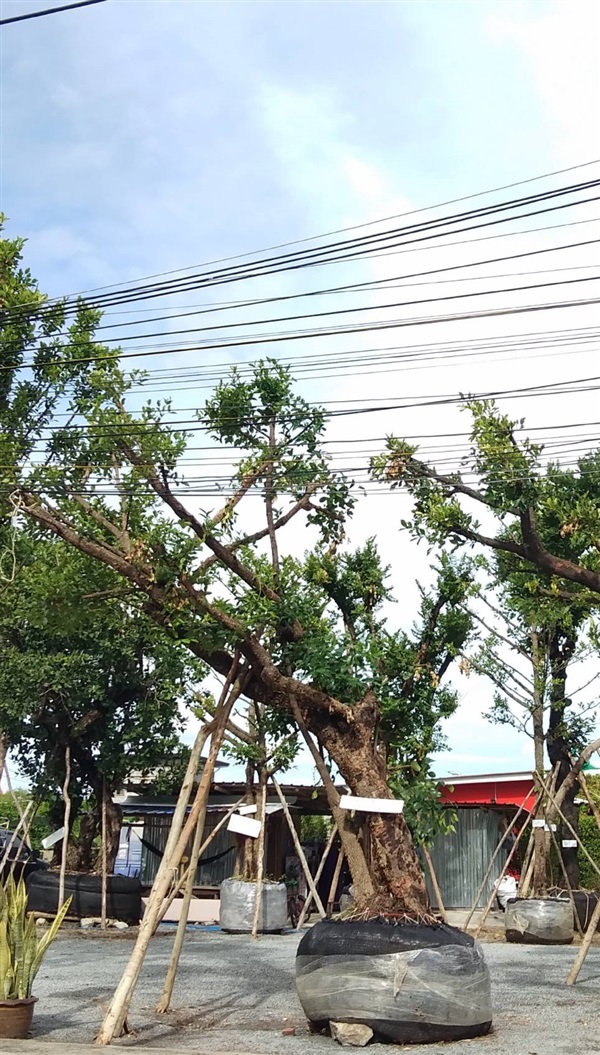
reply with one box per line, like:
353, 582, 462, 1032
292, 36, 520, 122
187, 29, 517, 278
101, 778, 108, 930
94, 718, 214, 1044
0, 799, 35, 877
272, 779, 326, 918
250, 780, 268, 940
326, 846, 345, 916
566, 894, 600, 986
535, 772, 600, 884
462, 786, 535, 931
154, 797, 244, 932
297, 824, 338, 929
517, 828, 535, 898
155, 669, 244, 1013
58, 746, 71, 913
474, 811, 535, 938
546, 822, 583, 937
422, 844, 447, 923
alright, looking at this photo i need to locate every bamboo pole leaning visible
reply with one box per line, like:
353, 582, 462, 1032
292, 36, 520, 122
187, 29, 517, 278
462, 786, 535, 932
272, 779, 326, 919
421, 844, 447, 924
296, 824, 338, 929
58, 746, 72, 913
250, 781, 268, 940
153, 797, 244, 932
155, 665, 246, 1013
564, 768, 600, 986
473, 809, 536, 939
326, 846, 345, 916
94, 694, 222, 1045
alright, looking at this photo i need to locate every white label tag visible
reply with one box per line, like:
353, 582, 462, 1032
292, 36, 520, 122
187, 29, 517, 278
227, 814, 262, 838
544, 824, 557, 832
562, 839, 578, 848
338, 794, 404, 814
532, 819, 545, 828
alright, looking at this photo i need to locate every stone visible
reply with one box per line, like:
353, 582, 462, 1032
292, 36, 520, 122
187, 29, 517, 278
80, 917, 97, 929
282, 1026, 296, 1036
330, 1021, 374, 1047
35, 917, 48, 928
111, 920, 129, 930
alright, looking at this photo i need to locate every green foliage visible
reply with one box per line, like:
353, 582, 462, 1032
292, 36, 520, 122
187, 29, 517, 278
0, 794, 52, 849
0, 530, 203, 835
0, 875, 71, 999
300, 815, 333, 843
578, 810, 600, 890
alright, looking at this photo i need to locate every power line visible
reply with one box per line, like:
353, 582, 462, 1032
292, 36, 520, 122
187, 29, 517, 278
33, 158, 600, 302
7, 177, 599, 320
0, 0, 107, 25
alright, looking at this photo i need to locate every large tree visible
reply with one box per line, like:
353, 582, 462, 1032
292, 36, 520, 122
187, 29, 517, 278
0, 225, 474, 915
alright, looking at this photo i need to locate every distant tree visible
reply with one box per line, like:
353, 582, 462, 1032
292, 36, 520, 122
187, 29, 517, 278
0, 531, 204, 871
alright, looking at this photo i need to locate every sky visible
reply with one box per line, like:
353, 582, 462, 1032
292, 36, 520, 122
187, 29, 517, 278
1, 0, 600, 783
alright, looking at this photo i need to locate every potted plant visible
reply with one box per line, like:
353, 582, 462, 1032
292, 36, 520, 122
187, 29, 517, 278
0, 875, 71, 1039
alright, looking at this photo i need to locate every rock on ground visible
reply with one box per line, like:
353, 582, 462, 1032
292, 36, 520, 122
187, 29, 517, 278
330, 1021, 374, 1047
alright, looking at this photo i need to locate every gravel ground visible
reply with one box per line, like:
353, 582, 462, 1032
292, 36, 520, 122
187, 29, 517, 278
26, 927, 600, 1055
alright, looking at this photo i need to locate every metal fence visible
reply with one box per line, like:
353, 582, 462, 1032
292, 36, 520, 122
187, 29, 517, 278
140, 810, 237, 887
424, 808, 505, 909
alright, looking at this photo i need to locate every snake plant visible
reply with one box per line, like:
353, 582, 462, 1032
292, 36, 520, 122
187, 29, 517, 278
0, 876, 71, 1000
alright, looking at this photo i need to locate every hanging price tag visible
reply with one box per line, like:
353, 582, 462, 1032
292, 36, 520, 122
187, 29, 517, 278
562, 839, 578, 848
532, 819, 545, 828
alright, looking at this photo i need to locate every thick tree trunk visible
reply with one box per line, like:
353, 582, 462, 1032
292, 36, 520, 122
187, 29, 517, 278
547, 629, 579, 889
305, 691, 430, 917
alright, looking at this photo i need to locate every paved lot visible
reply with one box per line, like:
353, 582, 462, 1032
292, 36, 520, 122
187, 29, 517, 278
8, 927, 600, 1055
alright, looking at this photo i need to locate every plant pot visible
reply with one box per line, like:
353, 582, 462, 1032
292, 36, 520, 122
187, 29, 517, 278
548, 888, 600, 932
505, 897, 573, 945
296, 918, 492, 1045
219, 877, 287, 933
0, 997, 37, 1039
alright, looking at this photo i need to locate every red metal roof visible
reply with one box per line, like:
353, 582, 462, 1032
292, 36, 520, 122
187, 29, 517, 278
439, 772, 535, 810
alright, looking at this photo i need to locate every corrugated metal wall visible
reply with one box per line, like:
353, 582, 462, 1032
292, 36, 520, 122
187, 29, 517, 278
424, 808, 505, 909
140, 812, 237, 887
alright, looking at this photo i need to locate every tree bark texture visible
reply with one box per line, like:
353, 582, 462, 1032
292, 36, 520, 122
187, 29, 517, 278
547, 628, 579, 889
304, 691, 430, 917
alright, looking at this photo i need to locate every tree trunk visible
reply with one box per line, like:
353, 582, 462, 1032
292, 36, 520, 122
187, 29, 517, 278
68, 811, 98, 871
0, 732, 8, 785
531, 631, 548, 898
547, 628, 579, 889
305, 691, 430, 917
96, 786, 122, 875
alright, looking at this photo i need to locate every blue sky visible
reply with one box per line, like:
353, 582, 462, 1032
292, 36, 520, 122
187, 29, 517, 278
2, 0, 600, 781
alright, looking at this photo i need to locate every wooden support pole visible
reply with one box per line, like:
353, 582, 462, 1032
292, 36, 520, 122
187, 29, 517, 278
94, 714, 215, 1044
58, 746, 71, 913
327, 846, 345, 916
474, 813, 534, 939
566, 893, 600, 986
462, 786, 535, 931
272, 779, 326, 919
101, 778, 108, 930
296, 824, 338, 929
422, 844, 447, 923
250, 780, 268, 940
0, 799, 35, 878
535, 772, 600, 885
154, 797, 244, 931
155, 668, 244, 1014
547, 822, 583, 937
